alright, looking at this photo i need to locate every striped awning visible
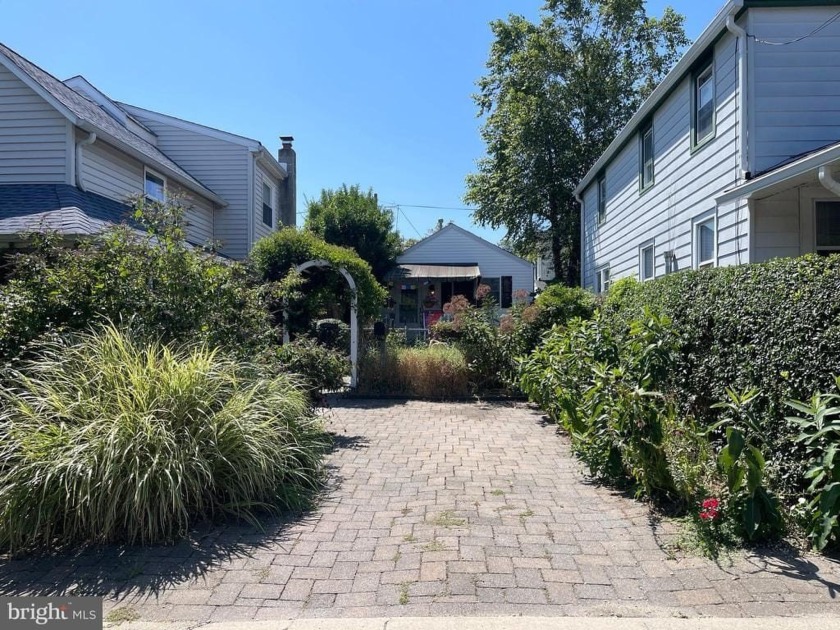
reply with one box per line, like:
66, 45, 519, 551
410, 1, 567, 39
387, 263, 481, 281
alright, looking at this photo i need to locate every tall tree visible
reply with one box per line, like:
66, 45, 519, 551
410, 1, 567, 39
305, 185, 402, 282
465, 0, 688, 285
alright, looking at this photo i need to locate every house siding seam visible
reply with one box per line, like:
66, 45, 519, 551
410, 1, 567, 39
582, 27, 745, 289
0, 64, 67, 184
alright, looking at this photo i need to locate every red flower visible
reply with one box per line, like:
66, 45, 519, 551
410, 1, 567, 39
699, 497, 720, 521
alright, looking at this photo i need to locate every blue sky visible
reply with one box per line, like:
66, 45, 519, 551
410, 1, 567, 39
1, 0, 715, 245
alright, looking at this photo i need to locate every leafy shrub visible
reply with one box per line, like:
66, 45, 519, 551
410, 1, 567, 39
250, 228, 387, 330
520, 311, 677, 498
711, 388, 783, 541
274, 336, 350, 393
358, 344, 469, 398
786, 379, 840, 550
525, 284, 596, 345
600, 255, 840, 496
0, 325, 326, 552
313, 318, 350, 353
0, 200, 274, 363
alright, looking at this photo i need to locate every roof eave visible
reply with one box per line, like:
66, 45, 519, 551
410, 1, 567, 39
716, 144, 840, 203
574, 0, 744, 196
77, 122, 228, 207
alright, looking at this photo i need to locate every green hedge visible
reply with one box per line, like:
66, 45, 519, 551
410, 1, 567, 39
601, 254, 840, 494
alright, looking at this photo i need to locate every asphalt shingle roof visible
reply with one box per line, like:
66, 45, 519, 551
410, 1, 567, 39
0, 43, 220, 202
0, 184, 135, 236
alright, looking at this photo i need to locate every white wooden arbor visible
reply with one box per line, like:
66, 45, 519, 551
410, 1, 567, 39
282, 259, 359, 389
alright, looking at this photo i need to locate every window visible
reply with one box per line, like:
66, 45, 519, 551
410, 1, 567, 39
595, 266, 610, 294
816, 201, 840, 254
695, 216, 716, 269
640, 122, 654, 190
501, 276, 513, 308
144, 169, 165, 202
262, 182, 273, 227
597, 176, 607, 225
640, 243, 655, 281
693, 61, 715, 147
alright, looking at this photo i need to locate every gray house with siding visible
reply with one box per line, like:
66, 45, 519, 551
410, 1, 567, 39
575, 0, 840, 292
386, 223, 534, 335
0, 43, 295, 259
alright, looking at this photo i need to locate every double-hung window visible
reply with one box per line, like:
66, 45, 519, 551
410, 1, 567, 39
693, 60, 715, 147
144, 169, 166, 202
597, 176, 607, 225
595, 266, 610, 294
640, 243, 655, 281
695, 215, 716, 269
640, 122, 654, 191
262, 182, 274, 227
816, 201, 840, 255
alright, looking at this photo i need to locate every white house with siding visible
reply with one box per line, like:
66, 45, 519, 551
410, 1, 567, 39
0, 43, 295, 259
575, 0, 840, 292
386, 223, 534, 334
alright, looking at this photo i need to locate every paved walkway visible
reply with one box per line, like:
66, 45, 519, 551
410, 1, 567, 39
1, 399, 839, 625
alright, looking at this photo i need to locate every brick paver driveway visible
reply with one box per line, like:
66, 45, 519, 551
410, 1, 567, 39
2, 399, 839, 623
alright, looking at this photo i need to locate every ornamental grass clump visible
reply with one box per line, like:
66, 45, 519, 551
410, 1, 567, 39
0, 324, 326, 553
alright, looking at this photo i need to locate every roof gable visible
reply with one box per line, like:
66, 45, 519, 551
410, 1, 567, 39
0, 43, 224, 205
399, 223, 532, 268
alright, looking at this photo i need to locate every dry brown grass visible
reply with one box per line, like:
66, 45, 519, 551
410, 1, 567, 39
358, 344, 470, 398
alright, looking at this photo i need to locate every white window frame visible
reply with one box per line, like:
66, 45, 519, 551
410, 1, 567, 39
597, 176, 607, 225
594, 265, 610, 294
693, 212, 717, 269
144, 168, 166, 202
814, 199, 840, 254
640, 122, 654, 191
639, 241, 655, 281
262, 180, 274, 227
692, 60, 716, 148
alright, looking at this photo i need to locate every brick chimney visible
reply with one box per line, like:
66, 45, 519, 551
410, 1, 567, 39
278, 136, 296, 226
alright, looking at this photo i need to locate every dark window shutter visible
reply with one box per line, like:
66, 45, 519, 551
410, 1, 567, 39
501, 276, 513, 308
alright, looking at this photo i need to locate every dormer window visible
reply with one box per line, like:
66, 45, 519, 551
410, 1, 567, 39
262, 182, 274, 227
144, 169, 166, 202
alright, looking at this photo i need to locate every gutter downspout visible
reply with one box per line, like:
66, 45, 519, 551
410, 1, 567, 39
575, 191, 585, 288
74, 131, 96, 191
726, 1, 748, 181
819, 165, 840, 197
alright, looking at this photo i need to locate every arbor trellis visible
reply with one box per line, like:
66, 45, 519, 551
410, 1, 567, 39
282, 259, 359, 389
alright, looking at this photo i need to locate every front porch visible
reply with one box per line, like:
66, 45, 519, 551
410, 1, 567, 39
719, 142, 840, 263
384, 263, 482, 339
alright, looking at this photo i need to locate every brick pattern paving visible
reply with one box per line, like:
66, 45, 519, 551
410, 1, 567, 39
1, 399, 839, 623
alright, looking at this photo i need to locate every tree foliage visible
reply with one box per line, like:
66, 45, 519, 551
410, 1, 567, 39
305, 184, 401, 282
466, 0, 688, 285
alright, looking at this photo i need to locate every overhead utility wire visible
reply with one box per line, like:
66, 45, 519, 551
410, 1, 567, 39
750, 11, 840, 46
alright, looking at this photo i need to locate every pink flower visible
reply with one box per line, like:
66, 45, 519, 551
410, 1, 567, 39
699, 497, 720, 521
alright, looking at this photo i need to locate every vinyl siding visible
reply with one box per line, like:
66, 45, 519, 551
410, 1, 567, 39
81, 132, 143, 201
753, 188, 801, 262
582, 28, 745, 289
750, 7, 840, 174
169, 181, 214, 246
399, 226, 534, 299
125, 111, 250, 259
0, 63, 67, 183
254, 162, 277, 242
